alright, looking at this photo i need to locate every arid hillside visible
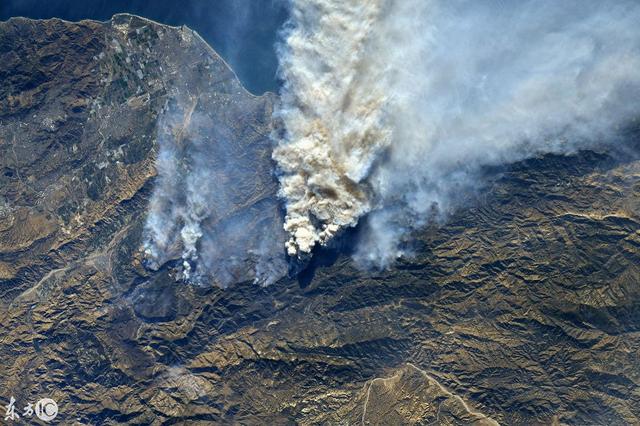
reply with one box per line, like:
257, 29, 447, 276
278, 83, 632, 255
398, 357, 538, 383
1, 14, 639, 425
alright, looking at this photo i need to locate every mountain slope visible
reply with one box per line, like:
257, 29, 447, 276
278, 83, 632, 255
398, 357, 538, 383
1, 14, 639, 425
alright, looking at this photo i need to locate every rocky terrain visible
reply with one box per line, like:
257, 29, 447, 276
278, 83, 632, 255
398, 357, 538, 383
1, 14, 639, 425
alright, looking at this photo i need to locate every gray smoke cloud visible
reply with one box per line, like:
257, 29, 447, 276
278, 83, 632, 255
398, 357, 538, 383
143, 94, 288, 287
140, 12, 289, 288
273, 0, 640, 267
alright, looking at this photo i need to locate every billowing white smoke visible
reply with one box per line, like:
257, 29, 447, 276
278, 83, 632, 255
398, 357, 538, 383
272, 0, 391, 256
274, 0, 640, 266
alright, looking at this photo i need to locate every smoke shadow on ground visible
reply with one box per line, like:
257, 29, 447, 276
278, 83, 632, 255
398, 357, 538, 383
296, 227, 360, 289
295, 131, 640, 290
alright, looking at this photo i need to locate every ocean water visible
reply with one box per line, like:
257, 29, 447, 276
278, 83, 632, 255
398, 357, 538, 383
0, 0, 287, 95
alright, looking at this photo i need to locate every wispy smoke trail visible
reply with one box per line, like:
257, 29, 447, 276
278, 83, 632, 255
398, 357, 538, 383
143, 99, 193, 270
144, 95, 288, 287
273, 0, 640, 266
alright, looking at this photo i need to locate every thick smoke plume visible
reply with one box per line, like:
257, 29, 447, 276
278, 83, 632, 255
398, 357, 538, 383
272, 0, 390, 256
273, 0, 640, 266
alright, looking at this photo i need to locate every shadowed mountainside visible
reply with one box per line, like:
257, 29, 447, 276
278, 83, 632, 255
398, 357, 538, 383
1, 14, 640, 425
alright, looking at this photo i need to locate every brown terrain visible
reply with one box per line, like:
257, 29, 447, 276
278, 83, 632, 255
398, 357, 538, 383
1, 14, 639, 425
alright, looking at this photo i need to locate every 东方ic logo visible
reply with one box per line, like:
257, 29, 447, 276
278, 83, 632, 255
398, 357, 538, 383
4, 396, 58, 423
